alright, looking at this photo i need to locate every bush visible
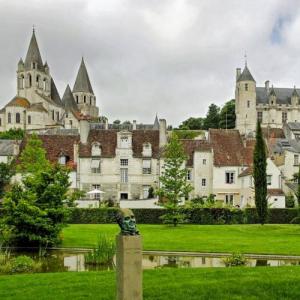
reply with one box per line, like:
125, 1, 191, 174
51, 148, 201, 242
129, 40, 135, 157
223, 253, 247, 267
0, 255, 42, 274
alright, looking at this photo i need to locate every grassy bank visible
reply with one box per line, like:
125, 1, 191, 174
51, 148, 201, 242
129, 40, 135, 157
62, 224, 300, 255
1, 267, 300, 299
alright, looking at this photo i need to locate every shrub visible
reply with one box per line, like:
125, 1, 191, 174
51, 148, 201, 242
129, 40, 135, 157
223, 253, 248, 267
0, 255, 42, 274
84, 234, 116, 265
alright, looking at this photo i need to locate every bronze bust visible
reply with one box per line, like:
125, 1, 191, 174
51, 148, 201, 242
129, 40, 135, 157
116, 208, 139, 236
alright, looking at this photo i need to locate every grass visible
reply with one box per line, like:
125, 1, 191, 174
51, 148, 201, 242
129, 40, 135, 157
61, 224, 300, 255
1, 267, 300, 299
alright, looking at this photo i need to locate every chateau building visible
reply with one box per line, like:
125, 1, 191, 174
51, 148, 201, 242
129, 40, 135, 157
235, 63, 300, 135
0, 30, 99, 132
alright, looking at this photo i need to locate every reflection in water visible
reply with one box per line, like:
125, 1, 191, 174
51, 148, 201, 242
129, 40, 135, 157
8, 250, 300, 273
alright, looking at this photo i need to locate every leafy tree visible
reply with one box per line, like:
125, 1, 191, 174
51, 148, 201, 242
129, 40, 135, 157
0, 161, 15, 198
203, 104, 220, 130
219, 99, 236, 129
173, 130, 204, 140
122, 120, 131, 125
178, 117, 204, 130
0, 128, 24, 140
156, 134, 193, 226
253, 121, 268, 225
113, 120, 121, 125
2, 164, 74, 248
17, 134, 50, 174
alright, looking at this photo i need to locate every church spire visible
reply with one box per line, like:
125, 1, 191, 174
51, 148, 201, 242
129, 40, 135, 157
24, 29, 44, 71
73, 57, 94, 94
62, 84, 79, 113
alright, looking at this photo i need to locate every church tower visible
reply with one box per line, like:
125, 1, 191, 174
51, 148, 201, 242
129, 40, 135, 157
17, 29, 52, 103
235, 63, 257, 135
72, 58, 99, 118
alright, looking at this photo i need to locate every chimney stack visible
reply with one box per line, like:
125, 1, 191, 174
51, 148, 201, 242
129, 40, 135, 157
105, 118, 108, 130
133, 120, 137, 130
79, 119, 90, 144
236, 68, 241, 81
265, 80, 270, 93
159, 119, 167, 147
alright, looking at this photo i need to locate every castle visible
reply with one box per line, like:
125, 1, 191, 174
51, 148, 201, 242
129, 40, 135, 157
0, 30, 99, 132
235, 63, 300, 135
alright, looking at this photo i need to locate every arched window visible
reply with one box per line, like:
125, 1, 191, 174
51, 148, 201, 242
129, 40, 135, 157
76, 95, 79, 103
16, 113, 21, 124
43, 78, 47, 91
8, 113, 11, 124
92, 143, 101, 156
28, 73, 32, 87
84, 96, 86, 103
28, 115, 31, 124
0, 118, 2, 126
19, 75, 25, 89
90, 97, 92, 105
142, 143, 152, 157
36, 75, 40, 88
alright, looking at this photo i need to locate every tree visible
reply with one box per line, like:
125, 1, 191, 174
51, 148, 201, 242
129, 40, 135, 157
0, 161, 15, 198
113, 120, 121, 125
178, 117, 204, 130
219, 99, 236, 129
0, 128, 24, 140
2, 164, 74, 248
17, 133, 50, 174
253, 121, 268, 224
203, 103, 220, 130
156, 134, 193, 226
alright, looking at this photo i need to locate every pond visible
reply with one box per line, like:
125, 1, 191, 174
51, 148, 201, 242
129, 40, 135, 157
6, 249, 300, 273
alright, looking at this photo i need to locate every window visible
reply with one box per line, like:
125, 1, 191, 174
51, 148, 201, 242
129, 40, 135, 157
32, 62, 36, 69
92, 184, 100, 200
267, 175, 272, 186
19, 75, 24, 89
142, 159, 151, 174
52, 110, 55, 120
92, 143, 101, 157
187, 170, 192, 180
225, 194, 233, 205
121, 168, 128, 183
43, 78, 47, 90
143, 186, 150, 199
16, 113, 20, 124
56, 112, 59, 121
120, 136, 130, 148
90, 97, 92, 105
84, 96, 86, 103
76, 95, 79, 103
245, 83, 248, 91
120, 193, 128, 200
69, 120, 73, 126
28, 74, 32, 87
247, 100, 250, 108
142, 143, 152, 157
91, 159, 101, 173
203, 159, 207, 165
66, 113, 68, 118
120, 159, 128, 166
202, 178, 206, 186
58, 156, 67, 165
7, 113, 11, 124
294, 154, 299, 166
282, 112, 287, 123
28, 115, 31, 124
225, 171, 235, 184
257, 111, 263, 123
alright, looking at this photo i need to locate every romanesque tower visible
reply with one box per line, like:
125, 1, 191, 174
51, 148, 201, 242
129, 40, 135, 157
17, 29, 52, 104
235, 64, 257, 135
72, 58, 99, 118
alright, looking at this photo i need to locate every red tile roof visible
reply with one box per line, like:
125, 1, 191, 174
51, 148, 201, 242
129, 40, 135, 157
268, 189, 284, 196
262, 128, 285, 139
181, 140, 211, 167
132, 130, 160, 158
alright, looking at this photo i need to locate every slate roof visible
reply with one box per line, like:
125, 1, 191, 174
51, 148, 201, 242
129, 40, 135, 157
24, 30, 44, 71
153, 115, 159, 130
27, 103, 48, 113
286, 122, 300, 131
181, 140, 211, 167
73, 58, 94, 94
262, 128, 285, 139
237, 65, 255, 82
62, 85, 79, 113
50, 78, 63, 107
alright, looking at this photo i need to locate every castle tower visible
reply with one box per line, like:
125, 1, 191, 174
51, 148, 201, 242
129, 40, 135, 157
72, 58, 99, 118
235, 63, 257, 135
17, 29, 52, 103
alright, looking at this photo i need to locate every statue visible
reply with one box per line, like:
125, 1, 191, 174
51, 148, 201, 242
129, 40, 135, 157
116, 208, 139, 235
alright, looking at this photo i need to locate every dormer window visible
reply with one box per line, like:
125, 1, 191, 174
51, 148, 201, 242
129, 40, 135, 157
32, 62, 36, 69
142, 143, 152, 157
120, 136, 129, 148
92, 143, 101, 156
58, 155, 67, 165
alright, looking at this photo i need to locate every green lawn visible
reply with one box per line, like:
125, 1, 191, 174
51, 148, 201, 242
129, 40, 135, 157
1, 267, 300, 299
62, 224, 300, 255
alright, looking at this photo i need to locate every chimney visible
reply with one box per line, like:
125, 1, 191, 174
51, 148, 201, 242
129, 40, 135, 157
159, 119, 167, 147
236, 68, 241, 81
105, 118, 108, 130
79, 119, 90, 144
265, 80, 270, 93
133, 120, 137, 130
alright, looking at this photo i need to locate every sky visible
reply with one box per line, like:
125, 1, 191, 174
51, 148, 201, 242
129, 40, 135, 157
1, 0, 300, 126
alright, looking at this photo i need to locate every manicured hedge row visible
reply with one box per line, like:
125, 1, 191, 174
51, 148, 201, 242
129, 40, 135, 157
68, 208, 300, 224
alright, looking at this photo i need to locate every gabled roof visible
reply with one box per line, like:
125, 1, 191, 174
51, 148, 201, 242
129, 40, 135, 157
237, 65, 255, 82
181, 140, 211, 167
62, 85, 79, 114
132, 130, 160, 158
5, 96, 30, 108
51, 78, 63, 107
24, 30, 44, 71
73, 58, 94, 94
256, 87, 300, 105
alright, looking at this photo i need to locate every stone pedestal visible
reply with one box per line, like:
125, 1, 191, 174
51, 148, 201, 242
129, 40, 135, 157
116, 235, 143, 300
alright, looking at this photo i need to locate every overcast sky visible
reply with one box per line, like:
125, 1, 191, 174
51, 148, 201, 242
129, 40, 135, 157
1, 0, 300, 126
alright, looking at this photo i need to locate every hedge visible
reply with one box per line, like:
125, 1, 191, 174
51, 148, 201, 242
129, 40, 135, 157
68, 208, 300, 224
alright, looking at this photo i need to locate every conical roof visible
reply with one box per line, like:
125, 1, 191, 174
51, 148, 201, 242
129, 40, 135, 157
62, 85, 79, 113
292, 86, 299, 97
237, 65, 255, 82
51, 78, 63, 107
73, 58, 94, 94
24, 30, 44, 71
269, 86, 276, 96
153, 114, 159, 130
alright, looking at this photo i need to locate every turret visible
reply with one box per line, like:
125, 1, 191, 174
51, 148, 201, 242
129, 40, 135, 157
291, 86, 299, 106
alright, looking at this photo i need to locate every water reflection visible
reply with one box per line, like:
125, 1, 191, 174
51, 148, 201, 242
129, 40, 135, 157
7, 250, 300, 273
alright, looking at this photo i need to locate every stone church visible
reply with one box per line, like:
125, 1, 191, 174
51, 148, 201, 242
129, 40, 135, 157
235, 63, 300, 135
0, 30, 99, 132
